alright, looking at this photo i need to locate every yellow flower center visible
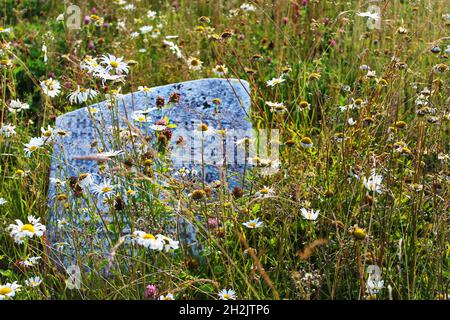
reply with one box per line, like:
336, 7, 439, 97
110, 61, 119, 68
143, 233, 155, 240
0, 286, 12, 295
223, 294, 230, 299
101, 187, 112, 193
248, 222, 256, 228
260, 188, 269, 194
21, 224, 36, 233
190, 59, 199, 66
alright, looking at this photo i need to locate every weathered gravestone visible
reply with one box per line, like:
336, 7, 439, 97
47, 78, 252, 267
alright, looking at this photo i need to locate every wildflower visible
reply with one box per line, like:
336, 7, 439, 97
266, 76, 285, 87
140, 25, 153, 34
133, 231, 164, 250
0, 282, 21, 300
40, 78, 61, 97
0, 26, 11, 33
218, 289, 236, 300
212, 64, 228, 76
243, 218, 264, 229
187, 57, 203, 70
8, 215, 46, 244
348, 118, 357, 126
363, 170, 384, 194
300, 208, 320, 221
357, 11, 381, 22
240, 3, 256, 12
91, 180, 116, 198
25, 276, 42, 288
145, 284, 158, 299
19, 256, 41, 267
23, 137, 45, 157
68, 86, 98, 104
266, 101, 287, 113
191, 189, 206, 200
100, 54, 129, 74
138, 85, 152, 93
147, 10, 157, 19
0, 123, 16, 137
0, 198, 6, 206
163, 40, 183, 59
255, 186, 274, 198
156, 234, 180, 252
131, 111, 152, 123
8, 99, 29, 113
159, 293, 174, 300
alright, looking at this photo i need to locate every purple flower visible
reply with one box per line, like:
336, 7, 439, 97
145, 284, 158, 299
84, 15, 91, 25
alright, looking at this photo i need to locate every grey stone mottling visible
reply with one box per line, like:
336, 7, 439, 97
47, 78, 251, 265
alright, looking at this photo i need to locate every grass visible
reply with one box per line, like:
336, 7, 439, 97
0, 0, 448, 300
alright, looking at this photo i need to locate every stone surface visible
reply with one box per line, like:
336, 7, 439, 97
47, 78, 252, 265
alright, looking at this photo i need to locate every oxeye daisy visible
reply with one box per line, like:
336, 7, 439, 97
266, 76, 285, 87
8, 215, 46, 244
139, 25, 153, 34
300, 208, 320, 221
138, 85, 152, 93
0, 282, 21, 300
25, 276, 42, 288
218, 289, 236, 300
363, 170, 384, 194
8, 99, 29, 113
19, 256, 41, 267
187, 57, 203, 70
23, 137, 45, 157
100, 54, 129, 74
133, 231, 164, 250
159, 293, 175, 300
243, 218, 264, 229
91, 180, 116, 198
0, 197, 6, 206
156, 234, 180, 252
255, 186, 275, 198
40, 77, 61, 97
68, 86, 98, 104
212, 64, 228, 76
131, 111, 152, 123
266, 101, 287, 113
0, 123, 16, 137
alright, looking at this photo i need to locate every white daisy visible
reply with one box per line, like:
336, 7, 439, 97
8, 215, 46, 244
266, 76, 285, 87
25, 276, 42, 288
8, 99, 29, 113
243, 218, 264, 229
363, 170, 384, 194
131, 111, 152, 123
0, 282, 21, 300
133, 231, 164, 250
0, 124, 16, 137
187, 57, 203, 70
156, 234, 180, 252
100, 54, 129, 74
212, 64, 228, 76
0, 198, 7, 205
91, 180, 116, 198
300, 208, 320, 221
159, 293, 174, 300
23, 137, 45, 157
139, 25, 153, 34
40, 78, 61, 97
218, 289, 236, 300
68, 86, 98, 104
19, 256, 41, 267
